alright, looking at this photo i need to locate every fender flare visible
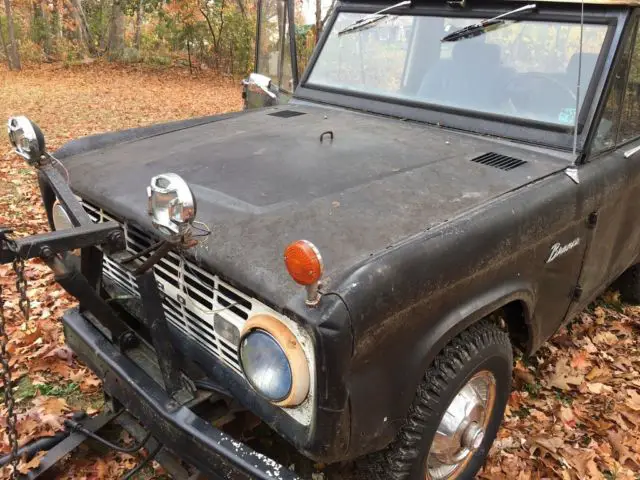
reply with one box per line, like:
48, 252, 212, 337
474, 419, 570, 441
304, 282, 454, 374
411, 281, 536, 397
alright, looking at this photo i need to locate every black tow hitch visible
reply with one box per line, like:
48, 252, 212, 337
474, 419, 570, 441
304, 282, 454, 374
0, 411, 119, 475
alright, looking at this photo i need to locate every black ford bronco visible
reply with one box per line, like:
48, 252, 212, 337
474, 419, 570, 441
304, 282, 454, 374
3, 0, 640, 478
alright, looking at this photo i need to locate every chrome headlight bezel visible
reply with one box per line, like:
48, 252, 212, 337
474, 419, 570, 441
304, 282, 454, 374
7, 116, 46, 165
239, 314, 310, 407
147, 173, 197, 236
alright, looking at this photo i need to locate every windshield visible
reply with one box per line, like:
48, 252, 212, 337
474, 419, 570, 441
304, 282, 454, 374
307, 12, 610, 127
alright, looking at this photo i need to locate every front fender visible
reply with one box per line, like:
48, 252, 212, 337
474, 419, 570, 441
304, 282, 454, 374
416, 281, 536, 365
340, 266, 535, 459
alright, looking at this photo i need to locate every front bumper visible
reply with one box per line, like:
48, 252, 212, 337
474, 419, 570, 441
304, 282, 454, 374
63, 307, 300, 480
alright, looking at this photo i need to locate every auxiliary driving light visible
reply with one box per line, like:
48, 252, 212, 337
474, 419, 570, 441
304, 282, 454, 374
147, 173, 197, 236
284, 240, 324, 306
7, 116, 46, 165
239, 314, 310, 407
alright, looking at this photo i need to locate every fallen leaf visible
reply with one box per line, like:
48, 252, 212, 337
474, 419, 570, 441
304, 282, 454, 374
547, 358, 585, 391
592, 331, 618, 346
559, 406, 576, 429
17, 451, 47, 474
607, 431, 640, 468
585, 382, 612, 394
586, 365, 610, 381
32, 397, 68, 416
570, 351, 591, 371
625, 389, 640, 411
560, 446, 601, 479
531, 436, 564, 454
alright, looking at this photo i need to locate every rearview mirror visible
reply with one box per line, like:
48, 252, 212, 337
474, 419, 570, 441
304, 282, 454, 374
242, 73, 280, 110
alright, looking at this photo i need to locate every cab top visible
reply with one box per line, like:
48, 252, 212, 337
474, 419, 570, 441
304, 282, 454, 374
338, 0, 640, 6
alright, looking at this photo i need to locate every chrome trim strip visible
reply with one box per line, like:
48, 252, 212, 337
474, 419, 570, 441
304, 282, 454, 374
624, 144, 640, 158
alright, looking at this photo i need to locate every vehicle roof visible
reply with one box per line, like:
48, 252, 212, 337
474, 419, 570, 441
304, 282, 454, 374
339, 0, 640, 6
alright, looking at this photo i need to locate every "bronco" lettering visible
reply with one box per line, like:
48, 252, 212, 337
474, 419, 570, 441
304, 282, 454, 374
546, 238, 581, 263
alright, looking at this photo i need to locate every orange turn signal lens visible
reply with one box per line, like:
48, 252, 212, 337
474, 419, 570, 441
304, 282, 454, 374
284, 240, 323, 286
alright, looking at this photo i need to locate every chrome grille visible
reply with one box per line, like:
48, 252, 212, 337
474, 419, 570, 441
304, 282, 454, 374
82, 201, 252, 374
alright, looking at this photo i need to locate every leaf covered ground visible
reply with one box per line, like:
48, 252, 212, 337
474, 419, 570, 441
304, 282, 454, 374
0, 63, 639, 479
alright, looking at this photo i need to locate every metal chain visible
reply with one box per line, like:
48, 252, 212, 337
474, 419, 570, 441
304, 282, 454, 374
13, 253, 29, 323
0, 239, 26, 479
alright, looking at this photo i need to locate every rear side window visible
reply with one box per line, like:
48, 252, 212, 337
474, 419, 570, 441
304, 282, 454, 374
593, 20, 637, 152
618, 24, 640, 143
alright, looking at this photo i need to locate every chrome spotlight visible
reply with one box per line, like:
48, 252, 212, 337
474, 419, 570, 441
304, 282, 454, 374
7, 116, 46, 165
147, 173, 197, 236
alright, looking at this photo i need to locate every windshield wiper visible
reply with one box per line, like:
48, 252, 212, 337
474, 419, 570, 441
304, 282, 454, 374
441, 3, 536, 42
338, 0, 411, 36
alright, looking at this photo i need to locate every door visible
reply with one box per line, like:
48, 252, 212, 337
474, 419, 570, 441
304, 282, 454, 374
571, 16, 640, 315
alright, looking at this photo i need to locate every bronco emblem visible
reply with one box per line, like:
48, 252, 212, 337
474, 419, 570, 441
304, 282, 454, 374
547, 238, 581, 263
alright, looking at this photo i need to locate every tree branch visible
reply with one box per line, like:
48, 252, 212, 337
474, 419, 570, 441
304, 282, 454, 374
199, 7, 218, 50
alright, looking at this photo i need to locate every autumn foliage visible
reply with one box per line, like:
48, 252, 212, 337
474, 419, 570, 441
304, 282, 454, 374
0, 0, 257, 75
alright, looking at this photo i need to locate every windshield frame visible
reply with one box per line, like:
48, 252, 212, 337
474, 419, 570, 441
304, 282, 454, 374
294, 2, 625, 152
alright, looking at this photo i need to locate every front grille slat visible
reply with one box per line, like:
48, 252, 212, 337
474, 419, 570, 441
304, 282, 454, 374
82, 201, 249, 373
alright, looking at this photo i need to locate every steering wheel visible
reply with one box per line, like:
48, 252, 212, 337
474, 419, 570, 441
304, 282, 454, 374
505, 72, 577, 119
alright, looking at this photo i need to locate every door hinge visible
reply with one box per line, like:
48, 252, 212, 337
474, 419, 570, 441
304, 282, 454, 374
587, 212, 598, 228
572, 285, 583, 300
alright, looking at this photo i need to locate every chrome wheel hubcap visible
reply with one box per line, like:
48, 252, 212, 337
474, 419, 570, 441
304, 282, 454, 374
425, 371, 496, 480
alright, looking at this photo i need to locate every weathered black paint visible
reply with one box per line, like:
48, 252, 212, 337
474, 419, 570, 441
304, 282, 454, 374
38, 0, 640, 469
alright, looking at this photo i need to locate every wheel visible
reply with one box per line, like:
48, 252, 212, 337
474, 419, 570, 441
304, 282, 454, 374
615, 264, 640, 304
359, 320, 513, 480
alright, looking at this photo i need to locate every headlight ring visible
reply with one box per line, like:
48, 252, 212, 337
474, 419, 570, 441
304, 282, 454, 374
239, 314, 310, 407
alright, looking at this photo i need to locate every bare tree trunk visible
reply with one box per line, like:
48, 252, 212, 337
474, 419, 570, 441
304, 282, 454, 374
0, 17, 10, 65
70, 0, 95, 55
235, 0, 245, 19
215, 0, 225, 55
3, 0, 21, 70
40, 0, 53, 56
134, 0, 143, 51
31, 0, 53, 58
315, 0, 321, 44
276, 0, 285, 84
107, 0, 125, 58
56, 0, 63, 39
187, 36, 192, 74
200, 8, 217, 51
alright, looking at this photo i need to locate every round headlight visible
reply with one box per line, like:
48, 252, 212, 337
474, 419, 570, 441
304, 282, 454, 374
240, 330, 293, 402
240, 315, 310, 407
52, 201, 73, 230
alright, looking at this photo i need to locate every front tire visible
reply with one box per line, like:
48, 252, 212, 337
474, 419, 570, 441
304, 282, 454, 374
361, 320, 512, 480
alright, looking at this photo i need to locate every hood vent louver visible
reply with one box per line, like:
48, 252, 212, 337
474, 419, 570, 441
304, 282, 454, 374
268, 110, 306, 118
471, 152, 527, 171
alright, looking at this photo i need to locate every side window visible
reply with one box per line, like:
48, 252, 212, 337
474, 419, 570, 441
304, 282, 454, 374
619, 23, 640, 143
593, 20, 637, 152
